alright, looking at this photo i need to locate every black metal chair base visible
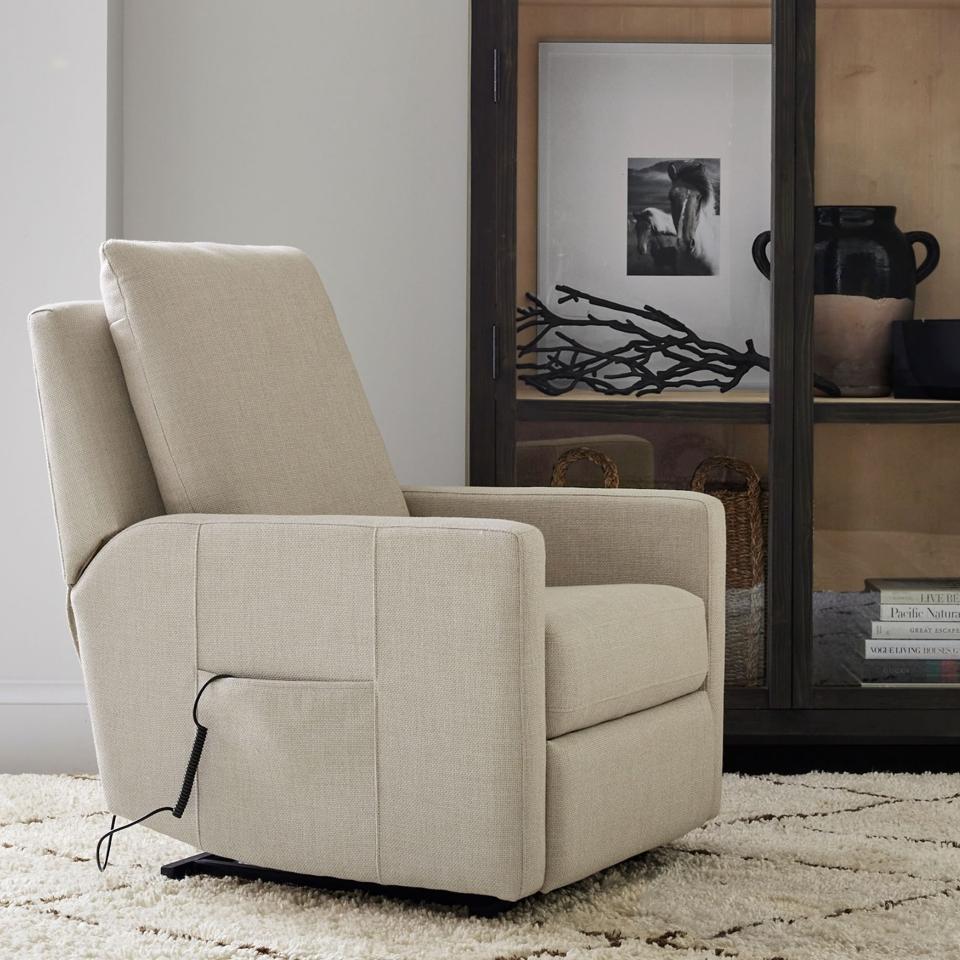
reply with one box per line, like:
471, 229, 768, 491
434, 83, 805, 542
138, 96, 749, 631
160, 852, 514, 916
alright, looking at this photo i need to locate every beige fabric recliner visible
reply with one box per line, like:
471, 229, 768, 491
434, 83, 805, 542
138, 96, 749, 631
29, 241, 725, 902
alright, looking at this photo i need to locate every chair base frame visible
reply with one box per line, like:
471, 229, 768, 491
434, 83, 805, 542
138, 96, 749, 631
160, 852, 515, 915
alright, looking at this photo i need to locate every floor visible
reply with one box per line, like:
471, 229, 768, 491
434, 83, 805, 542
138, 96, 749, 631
2, 771, 959, 959
725, 744, 960, 776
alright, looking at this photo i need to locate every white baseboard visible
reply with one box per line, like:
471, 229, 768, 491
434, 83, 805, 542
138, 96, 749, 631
0, 681, 87, 705
0, 695, 97, 774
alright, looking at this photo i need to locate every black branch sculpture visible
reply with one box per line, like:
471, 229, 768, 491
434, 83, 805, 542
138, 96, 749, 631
517, 285, 841, 397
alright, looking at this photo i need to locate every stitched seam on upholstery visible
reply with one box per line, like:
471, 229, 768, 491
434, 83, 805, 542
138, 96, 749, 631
512, 530, 527, 899
121, 519, 202, 526
404, 489, 708, 504
102, 248, 195, 512
697, 498, 717, 697
547, 687, 708, 741
690, 498, 723, 809
187, 677, 373, 687
179, 518, 524, 529
548, 670, 707, 713
65, 586, 79, 653
29, 313, 70, 582
712, 506, 724, 799
699, 691, 718, 815
372, 528, 382, 885
193, 523, 202, 847
76, 518, 530, 587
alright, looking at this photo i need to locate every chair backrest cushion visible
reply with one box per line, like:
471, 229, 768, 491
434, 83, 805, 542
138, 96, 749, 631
99, 240, 408, 518
29, 302, 165, 586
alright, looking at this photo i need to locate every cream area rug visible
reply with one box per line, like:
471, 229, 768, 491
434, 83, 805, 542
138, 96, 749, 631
3, 772, 960, 959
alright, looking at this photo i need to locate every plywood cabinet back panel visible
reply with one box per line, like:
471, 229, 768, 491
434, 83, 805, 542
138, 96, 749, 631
517, 4, 772, 307
816, 8, 960, 319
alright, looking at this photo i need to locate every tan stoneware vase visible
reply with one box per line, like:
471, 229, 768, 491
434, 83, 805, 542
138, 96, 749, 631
753, 206, 940, 396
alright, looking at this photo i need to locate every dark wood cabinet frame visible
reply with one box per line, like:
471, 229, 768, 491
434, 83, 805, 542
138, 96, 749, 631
468, 0, 960, 744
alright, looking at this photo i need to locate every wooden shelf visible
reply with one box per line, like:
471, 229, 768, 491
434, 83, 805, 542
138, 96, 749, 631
516, 385, 771, 422
813, 397, 960, 423
517, 386, 960, 424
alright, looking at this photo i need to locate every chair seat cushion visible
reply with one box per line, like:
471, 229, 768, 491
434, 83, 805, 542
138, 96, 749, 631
544, 583, 708, 738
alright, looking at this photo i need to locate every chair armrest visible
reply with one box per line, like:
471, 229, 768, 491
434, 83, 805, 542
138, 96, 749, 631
403, 486, 723, 594
404, 485, 726, 791
71, 513, 547, 900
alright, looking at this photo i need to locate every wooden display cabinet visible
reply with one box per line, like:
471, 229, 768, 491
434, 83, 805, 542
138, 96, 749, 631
469, 0, 960, 745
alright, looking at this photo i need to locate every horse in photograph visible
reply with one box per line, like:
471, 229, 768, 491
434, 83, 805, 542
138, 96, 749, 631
633, 207, 679, 275
668, 161, 719, 276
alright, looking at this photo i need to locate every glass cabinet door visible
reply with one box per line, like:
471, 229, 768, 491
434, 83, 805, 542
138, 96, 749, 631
511, 0, 780, 706
804, 0, 960, 710
811, 422, 960, 701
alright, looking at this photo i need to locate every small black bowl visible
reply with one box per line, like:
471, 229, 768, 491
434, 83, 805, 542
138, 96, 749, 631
892, 319, 960, 400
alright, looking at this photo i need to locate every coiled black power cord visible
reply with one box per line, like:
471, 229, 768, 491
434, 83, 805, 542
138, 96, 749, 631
95, 673, 233, 871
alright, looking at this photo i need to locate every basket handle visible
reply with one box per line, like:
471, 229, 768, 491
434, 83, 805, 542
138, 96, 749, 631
550, 446, 620, 489
691, 455, 761, 498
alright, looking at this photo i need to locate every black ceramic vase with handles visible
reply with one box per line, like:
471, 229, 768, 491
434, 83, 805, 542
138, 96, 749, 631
752, 206, 940, 396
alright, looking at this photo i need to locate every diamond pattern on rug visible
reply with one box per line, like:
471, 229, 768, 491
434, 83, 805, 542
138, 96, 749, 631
2, 772, 960, 960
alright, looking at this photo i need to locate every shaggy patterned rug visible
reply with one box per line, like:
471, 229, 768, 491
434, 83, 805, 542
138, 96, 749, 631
2, 772, 960, 959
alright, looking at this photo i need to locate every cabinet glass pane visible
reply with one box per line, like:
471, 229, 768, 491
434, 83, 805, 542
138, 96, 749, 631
812, 0, 960, 698
517, 3, 773, 402
513, 0, 774, 696
812, 424, 960, 689
517, 421, 769, 688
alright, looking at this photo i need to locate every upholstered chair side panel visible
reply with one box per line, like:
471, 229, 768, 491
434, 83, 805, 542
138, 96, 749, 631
28, 302, 163, 590
72, 514, 547, 901
69, 519, 200, 847
404, 486, 726, 814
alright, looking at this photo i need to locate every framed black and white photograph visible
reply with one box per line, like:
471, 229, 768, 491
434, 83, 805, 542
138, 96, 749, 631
539, 42, 772, 388
628, 157, 720, 276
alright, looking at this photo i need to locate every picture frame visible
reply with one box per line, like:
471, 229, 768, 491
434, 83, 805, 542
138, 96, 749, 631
538, 41, 773, 390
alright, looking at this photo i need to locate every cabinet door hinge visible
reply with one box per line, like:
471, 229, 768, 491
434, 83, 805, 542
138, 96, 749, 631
492, 48, 500, 103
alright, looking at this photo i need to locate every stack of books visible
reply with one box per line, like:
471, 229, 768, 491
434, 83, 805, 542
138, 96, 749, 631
861, 578, 960, 685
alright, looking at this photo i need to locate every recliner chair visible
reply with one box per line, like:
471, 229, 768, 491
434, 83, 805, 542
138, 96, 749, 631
29, 241, 725, 902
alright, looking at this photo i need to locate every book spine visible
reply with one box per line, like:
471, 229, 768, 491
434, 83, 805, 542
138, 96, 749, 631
860, 660, 960, 683
879, 604, 960, 621
864, 640, 960, 660
879, 591, 960, 604
872, 621, 960, 639
861, 680, 960, 687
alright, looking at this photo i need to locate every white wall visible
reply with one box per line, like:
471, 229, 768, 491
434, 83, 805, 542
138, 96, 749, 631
0, 0, 114, 773
122, 0, 470, 485
2, 1, 470, 772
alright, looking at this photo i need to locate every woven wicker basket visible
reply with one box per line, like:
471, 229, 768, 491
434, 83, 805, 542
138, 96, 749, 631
691, 456, 765, 588
550, 446, 621, 489
691, 456, 766, 687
